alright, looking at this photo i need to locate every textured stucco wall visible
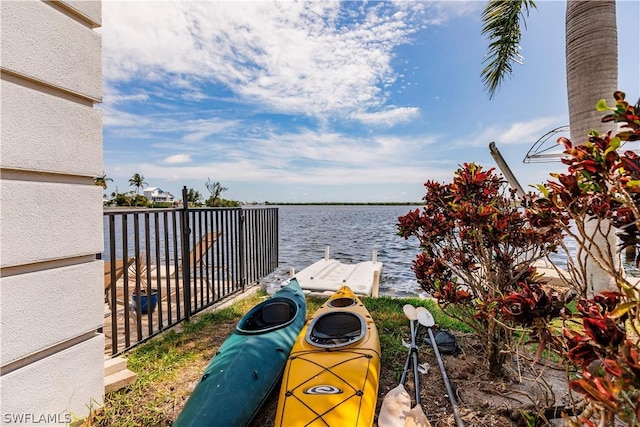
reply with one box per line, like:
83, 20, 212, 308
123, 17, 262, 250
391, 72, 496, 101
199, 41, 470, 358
0, 0, 104, 421
1, 80, 102, 176
0, 1, 101, 98
0, 181, 104, 267
0, 262, 103, 364
0, 337, 105, 422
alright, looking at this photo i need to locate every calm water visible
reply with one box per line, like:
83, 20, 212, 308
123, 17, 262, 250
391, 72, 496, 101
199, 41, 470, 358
261, 205, 424, 297
103, 205, 637, 297
260, 205, 640, 297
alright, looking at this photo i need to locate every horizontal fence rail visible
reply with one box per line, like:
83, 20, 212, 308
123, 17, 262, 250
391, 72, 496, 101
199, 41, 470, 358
101, 204, 278, 356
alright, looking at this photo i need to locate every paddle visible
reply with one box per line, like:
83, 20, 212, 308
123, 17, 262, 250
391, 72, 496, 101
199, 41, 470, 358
404, 305, 421, 406
379, 304, 429, 427
416, 307, 464, 427
399, 304, 417, 385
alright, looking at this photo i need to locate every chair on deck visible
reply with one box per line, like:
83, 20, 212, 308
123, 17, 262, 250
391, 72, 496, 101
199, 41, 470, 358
139, 231, 224, 293
180, 231, 225, 290
187, 231, 221, 273
107, 232, 224, 316
104, 257, 135, 309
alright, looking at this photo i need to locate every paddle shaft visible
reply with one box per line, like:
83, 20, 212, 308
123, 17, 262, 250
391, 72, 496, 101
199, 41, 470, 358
399, 305, 418, 386
399, 321, 413, 384
410, 319, 420, 405
379, 306, 429, 427
426, 326, 464, 427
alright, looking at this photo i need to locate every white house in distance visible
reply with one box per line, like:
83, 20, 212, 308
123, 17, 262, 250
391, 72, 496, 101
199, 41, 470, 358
143, 187, 175, 204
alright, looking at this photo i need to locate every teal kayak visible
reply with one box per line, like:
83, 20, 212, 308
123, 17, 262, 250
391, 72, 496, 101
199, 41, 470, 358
173, 279, 307, 427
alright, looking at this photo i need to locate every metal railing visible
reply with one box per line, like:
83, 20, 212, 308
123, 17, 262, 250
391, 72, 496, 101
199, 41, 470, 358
101, 200, 278, 356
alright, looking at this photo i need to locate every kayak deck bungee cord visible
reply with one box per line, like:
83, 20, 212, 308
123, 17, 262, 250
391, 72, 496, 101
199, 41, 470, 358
275, 286, 380, 427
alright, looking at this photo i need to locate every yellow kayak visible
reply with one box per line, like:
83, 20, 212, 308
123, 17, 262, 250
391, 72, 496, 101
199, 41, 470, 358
275, 286, 380, 427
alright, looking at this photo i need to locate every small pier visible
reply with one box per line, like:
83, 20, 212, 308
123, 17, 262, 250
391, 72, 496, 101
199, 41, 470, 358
282, 246, 383, 297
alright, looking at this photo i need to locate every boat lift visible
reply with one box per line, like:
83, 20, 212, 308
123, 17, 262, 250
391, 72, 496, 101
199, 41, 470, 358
284, 245, 382, 297
488, 141, 526, 198
522, 125, 570, 164
491, 125, 569, 198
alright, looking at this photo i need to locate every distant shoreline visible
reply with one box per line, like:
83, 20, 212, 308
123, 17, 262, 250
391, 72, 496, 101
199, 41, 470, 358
104, 202, 424, 209
263, 202, 422, 206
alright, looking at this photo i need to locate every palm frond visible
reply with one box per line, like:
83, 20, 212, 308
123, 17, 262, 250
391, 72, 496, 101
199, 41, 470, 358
481, 0, 537, 99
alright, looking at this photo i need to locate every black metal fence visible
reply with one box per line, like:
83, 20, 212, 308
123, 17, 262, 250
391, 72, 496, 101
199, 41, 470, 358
101, 201, 278, 356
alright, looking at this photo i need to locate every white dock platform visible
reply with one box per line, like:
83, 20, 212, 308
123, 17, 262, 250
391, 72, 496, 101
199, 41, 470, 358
281, 246, 383, 297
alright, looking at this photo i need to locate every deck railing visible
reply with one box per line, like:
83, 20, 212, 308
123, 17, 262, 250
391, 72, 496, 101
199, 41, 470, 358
100, 202, 278, 356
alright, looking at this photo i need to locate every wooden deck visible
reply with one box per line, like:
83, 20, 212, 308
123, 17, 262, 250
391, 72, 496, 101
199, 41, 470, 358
103, 271, 239, 356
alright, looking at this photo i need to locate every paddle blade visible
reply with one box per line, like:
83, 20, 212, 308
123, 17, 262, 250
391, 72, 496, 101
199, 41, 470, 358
417, 362, 430, 375
405, 404, 432, 427
403, 304, 417, 320
378, 384, 412, 427
416, 307, 435, 327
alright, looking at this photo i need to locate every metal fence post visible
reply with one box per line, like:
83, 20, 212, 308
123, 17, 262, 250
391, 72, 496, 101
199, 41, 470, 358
239, 210, 246, 292
181, 186, 192, 320
102, 205, 279, 356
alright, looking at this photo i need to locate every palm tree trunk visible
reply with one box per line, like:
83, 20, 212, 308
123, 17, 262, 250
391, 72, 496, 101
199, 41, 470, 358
566, 0, 618, 142
565, 0, 619, 295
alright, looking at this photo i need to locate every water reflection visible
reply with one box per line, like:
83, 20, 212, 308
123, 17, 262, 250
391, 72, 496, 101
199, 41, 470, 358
261, 205, 638, 297
262, 205, 423, 297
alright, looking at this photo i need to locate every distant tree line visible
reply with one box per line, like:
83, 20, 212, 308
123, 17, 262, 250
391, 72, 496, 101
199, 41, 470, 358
96, 173, 240, 208
263, 201, 423, 206
185, 178, 239, 207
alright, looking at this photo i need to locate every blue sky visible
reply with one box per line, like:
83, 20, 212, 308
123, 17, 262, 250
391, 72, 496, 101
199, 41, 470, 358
100, 1, 639, 203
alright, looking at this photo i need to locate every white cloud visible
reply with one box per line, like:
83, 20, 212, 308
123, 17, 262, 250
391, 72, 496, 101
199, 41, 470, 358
122, 160, 451, 188
100, 105, 152, 128
351, 107, 420, 126
104, 125, 447, 190
461, 117, 564, 147
102, 1, 429, 119
102, 104, 241, 143
104, 92, 149, 105
164, 154, 192, 164
181, 119, 241, 142
99, 0, 493, 202
500, 118, 564, 144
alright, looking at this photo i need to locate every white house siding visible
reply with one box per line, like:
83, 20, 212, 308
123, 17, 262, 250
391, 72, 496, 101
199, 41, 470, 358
0, 0, 104, 422
143, 187, 175, 203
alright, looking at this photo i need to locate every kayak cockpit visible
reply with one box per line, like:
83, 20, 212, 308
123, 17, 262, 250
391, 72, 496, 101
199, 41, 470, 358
327, 297, 356, 308
306, 312, 366, 348
237, 298, 299, 334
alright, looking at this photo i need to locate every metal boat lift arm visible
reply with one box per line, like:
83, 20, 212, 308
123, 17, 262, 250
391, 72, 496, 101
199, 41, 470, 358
489, 141, 526, 198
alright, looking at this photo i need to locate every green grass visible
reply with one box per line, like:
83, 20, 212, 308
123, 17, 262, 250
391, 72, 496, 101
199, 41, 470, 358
126, 295, 263, 373
86, 294, 265, 426
87, 292, 467, 426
